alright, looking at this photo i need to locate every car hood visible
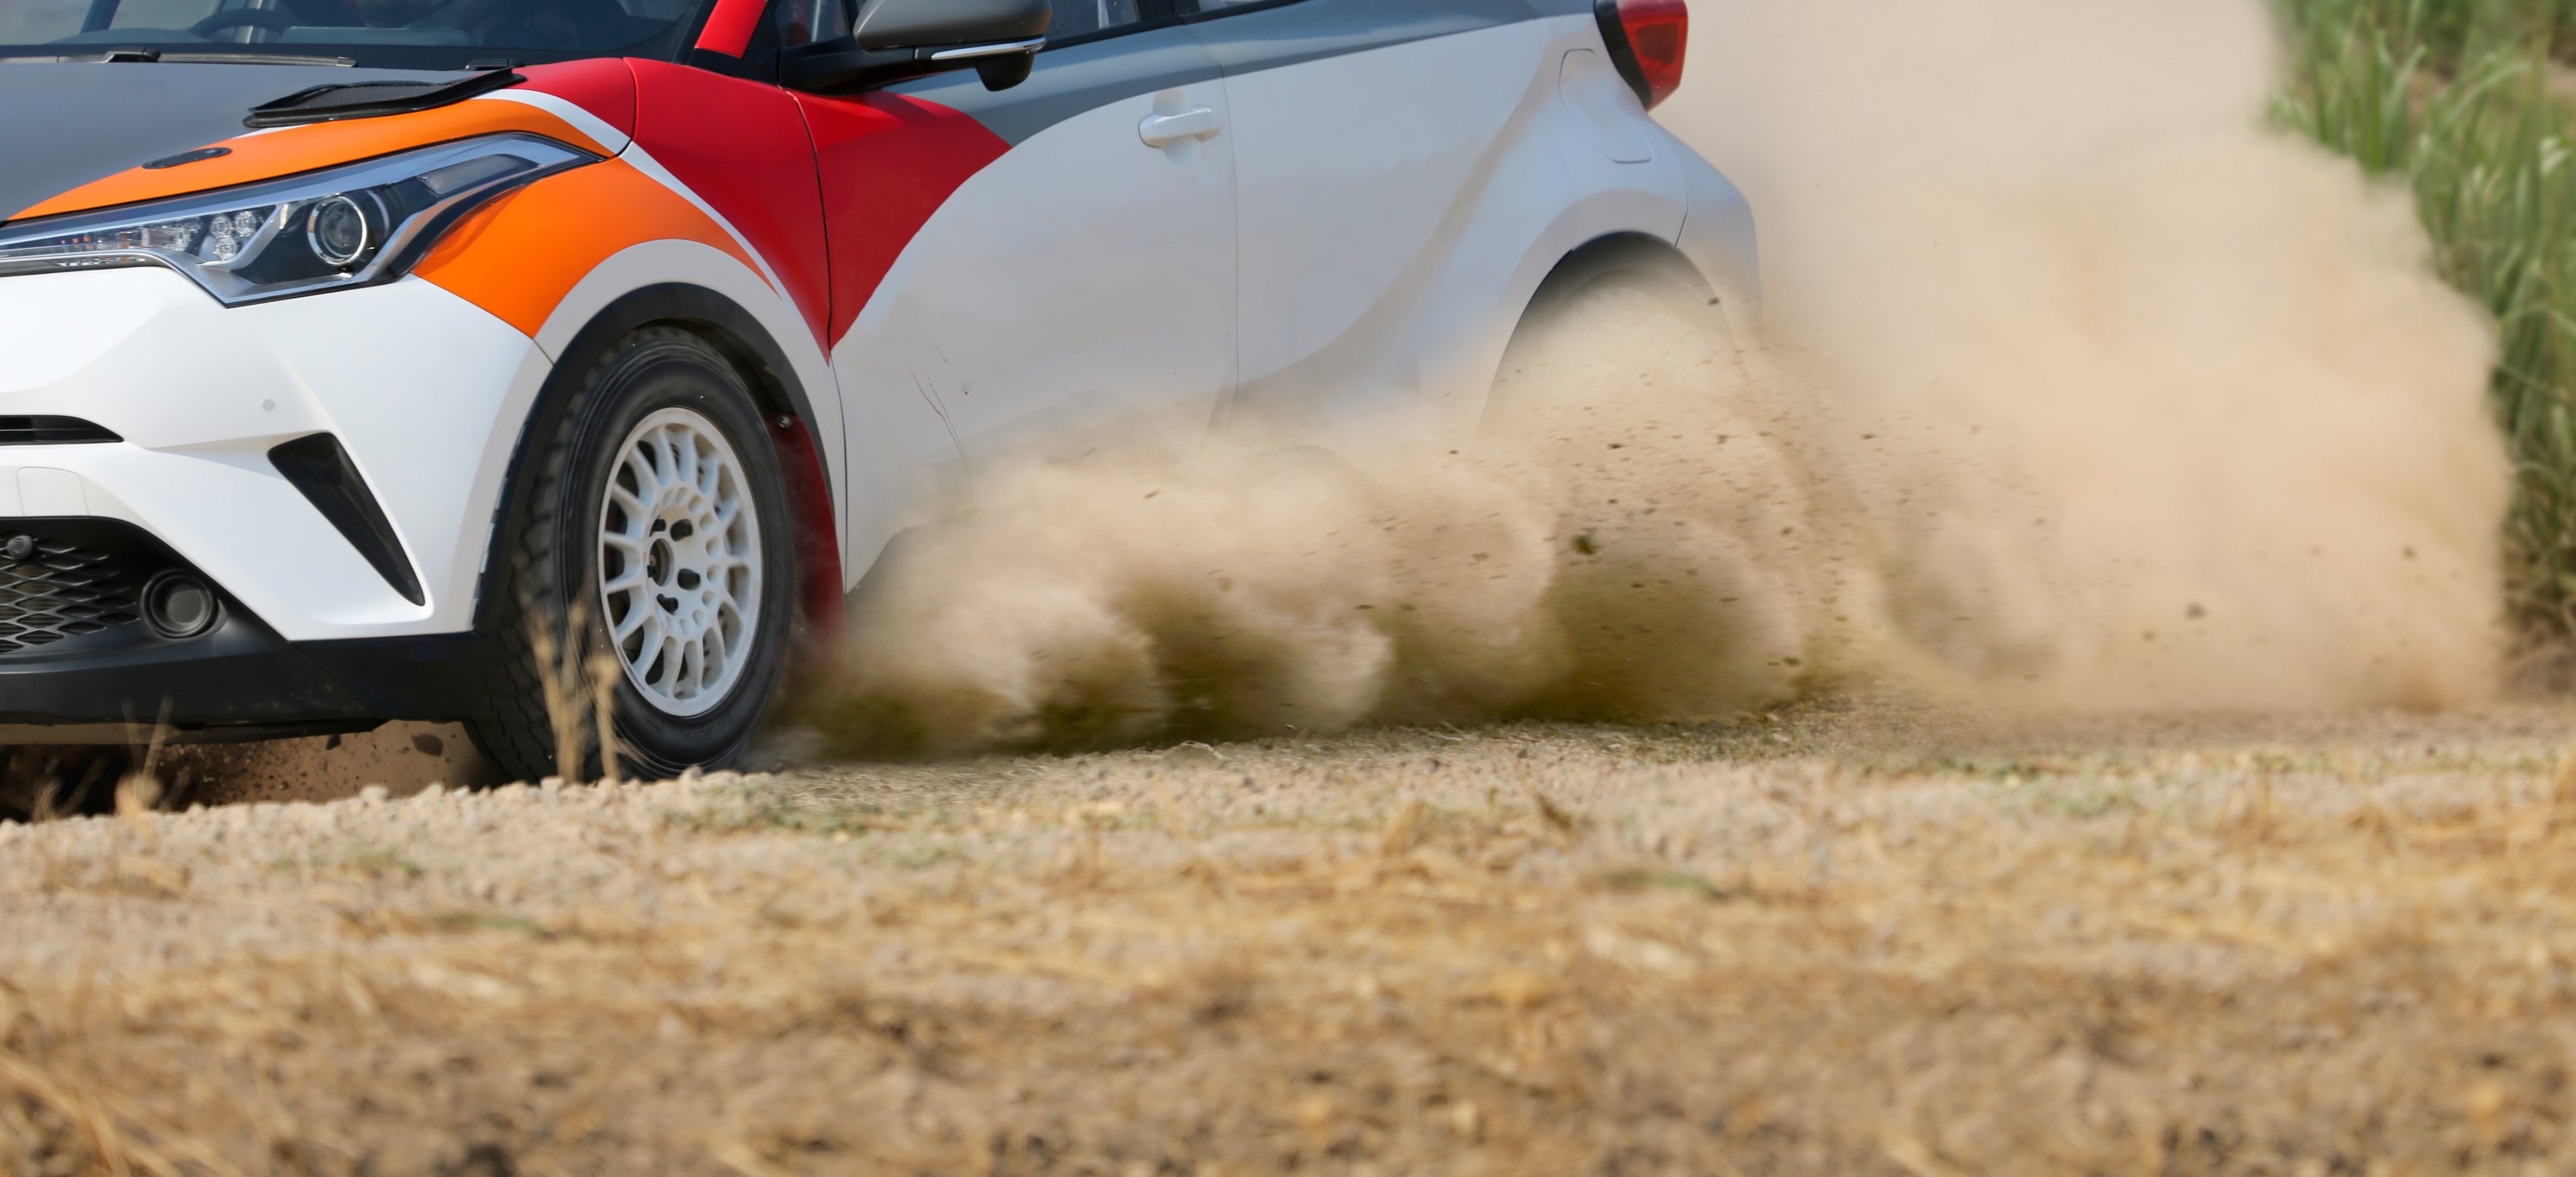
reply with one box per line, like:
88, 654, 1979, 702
0, 61, 449, 225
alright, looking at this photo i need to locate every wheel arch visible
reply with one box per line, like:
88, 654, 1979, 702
1444, 229, 1743, 434
472, 282, 845, 650
1519, 231, 1722, 328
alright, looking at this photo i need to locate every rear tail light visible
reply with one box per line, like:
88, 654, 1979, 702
1594, 0, 1688, 109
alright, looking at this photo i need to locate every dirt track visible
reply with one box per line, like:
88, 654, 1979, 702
9, 701, 2576, 1175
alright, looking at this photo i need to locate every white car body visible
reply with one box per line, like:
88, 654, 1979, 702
0, 0, 1753, 757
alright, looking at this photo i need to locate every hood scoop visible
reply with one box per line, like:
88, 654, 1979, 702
245, 68, 521, 129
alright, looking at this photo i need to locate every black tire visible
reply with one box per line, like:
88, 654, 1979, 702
467, 327, 797, 784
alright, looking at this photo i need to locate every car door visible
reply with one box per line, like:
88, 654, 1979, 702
1186, 0, 1682, 434
790, 0, 1240, 494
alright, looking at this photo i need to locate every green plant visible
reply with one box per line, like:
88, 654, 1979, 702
2283, 0, 2576, 646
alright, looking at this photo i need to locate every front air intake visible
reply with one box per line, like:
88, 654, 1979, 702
0, 531, 143, 654
269, 434, 425, 605
0, 416, 119, 445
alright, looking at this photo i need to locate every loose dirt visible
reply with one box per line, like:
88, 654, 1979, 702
0, 13, 2548, 1174
9, 702, 2576, 1175
808, 0, 2512, 762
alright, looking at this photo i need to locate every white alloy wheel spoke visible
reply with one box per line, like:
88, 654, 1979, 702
625, 442, 665, 496
669, 427, 697, 488
612, 596, 654, 642
609, 480, 653, 520
628, 613, 666, 683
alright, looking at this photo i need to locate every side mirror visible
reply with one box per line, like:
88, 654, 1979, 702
782, 0, 1050, 94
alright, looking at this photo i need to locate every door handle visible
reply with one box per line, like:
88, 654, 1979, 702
1139, 106, 1222, 148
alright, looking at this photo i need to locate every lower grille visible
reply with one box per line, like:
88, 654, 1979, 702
0, 534, 142, 654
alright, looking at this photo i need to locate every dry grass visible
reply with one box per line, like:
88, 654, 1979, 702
7, 701, 2576, 1174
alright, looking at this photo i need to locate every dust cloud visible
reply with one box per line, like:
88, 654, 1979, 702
807, 0, 2513, 757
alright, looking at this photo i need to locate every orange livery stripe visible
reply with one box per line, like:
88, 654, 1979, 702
413, 156, 761, 338
12, 99, 614, 222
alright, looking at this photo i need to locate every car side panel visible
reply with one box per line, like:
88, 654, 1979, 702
1661, 120, 1764, 340
781, 93, 1007, 570
1200, 4, 1686, 440
812, 27, 1240, 567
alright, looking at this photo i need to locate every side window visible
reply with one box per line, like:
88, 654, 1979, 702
107, 0, 216, 28
776, 0, 849, 46
775, 0, 1250, 52
1045, 0, 1175, 41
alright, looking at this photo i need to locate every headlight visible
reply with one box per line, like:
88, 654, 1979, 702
0, 133, 598, 306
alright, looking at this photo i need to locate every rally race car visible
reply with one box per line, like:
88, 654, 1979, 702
0, 0, 1755, 781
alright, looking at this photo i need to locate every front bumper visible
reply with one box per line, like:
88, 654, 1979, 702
0, 266, 550, 642
0, 516, 495, 741
0, 624, 497, 743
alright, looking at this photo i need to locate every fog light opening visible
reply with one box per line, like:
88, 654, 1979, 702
141, 570, 219, 640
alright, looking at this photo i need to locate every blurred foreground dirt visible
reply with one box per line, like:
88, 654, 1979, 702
8, 701, 2576, 1174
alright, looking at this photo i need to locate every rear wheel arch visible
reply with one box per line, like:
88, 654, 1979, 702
1520, 232, 1721, 330
1483, 232, 1740, 434
1494, 232, 1731, 377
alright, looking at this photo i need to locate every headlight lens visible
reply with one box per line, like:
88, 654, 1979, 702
0, 133, 598, 306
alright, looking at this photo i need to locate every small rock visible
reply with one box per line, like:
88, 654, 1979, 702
1163, 742, 1224, 767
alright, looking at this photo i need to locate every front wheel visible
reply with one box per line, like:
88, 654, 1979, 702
468, 327, 797, 784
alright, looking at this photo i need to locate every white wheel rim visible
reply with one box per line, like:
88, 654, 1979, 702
597, 407, 763, 718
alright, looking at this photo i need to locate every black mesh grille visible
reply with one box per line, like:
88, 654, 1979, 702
0, 532, 143, 655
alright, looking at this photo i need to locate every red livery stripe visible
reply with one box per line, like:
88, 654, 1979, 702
628, 60, 835, 347
794, 91, 1012, 348
693, 0, 768, 58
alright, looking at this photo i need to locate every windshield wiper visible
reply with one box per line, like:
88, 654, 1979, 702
0, 47, 355, 65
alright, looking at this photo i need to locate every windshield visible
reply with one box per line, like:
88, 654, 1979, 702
0, 0, 708, 68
